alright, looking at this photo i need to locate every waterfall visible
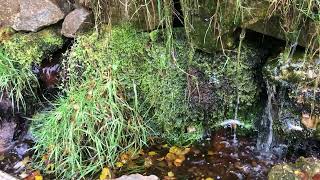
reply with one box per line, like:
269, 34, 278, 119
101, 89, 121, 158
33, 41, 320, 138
257, 81, 276, 154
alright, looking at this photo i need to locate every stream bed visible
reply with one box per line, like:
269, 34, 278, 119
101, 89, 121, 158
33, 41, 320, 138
119, 129, 320, 180
0, 127, 320, 179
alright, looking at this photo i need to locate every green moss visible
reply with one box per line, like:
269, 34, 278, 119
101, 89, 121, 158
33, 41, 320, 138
0, 27, 15, 43
190, 44, 262, 129
0, 28, 64, 110
3, 28, 64, 66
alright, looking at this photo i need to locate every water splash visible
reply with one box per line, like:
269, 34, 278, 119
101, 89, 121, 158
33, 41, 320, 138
219, 119, 245, 127
219, 119, 244, 145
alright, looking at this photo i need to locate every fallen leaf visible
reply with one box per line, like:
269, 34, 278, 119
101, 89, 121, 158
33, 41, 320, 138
148, 151, 157, 156
144, 157, 153, 168
35, 176, 43, 180
162, 144, 169, 148
99, 167, 112, 180
174, 157, 184, 167
168, 171, 175, 177
115, 162, 124, 168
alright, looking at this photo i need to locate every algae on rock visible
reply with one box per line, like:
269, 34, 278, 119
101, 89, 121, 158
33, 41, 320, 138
268, 157, 320, 180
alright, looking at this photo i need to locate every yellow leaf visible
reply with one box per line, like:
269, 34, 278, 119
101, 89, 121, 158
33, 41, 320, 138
35, 176, 43, 180
294, 170, 302, 175
115, 162, 124, 168
169, 146, 180, 154
99, 167, 112, 180
181, 148, 190, 155
168, 171, 174, 177
206, 178, 214, 180
148, 151, 157, 156
168, 171, 175, 177
162, 144, 169, 148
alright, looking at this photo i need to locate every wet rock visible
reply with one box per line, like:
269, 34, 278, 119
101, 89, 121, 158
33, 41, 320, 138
0, 0, 20, 27
61, 8, 93, 38
268, 157, 320, 180
264, 51, 320, 138
246, 17, 320, 50
12, 0, 64, 32
115, 174, 159, 180
180, 0, 270, 52
0, 121, 16, 153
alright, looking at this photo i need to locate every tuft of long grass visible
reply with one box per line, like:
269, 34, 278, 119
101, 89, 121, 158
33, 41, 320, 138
0, 48, 38, 111
32, 77, 148, 179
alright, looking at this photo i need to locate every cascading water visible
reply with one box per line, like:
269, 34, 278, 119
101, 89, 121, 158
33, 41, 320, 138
257, 80, 276, 154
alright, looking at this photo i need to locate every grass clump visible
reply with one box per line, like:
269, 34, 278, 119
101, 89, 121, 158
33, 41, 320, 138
0, 28, 64, 111
32, 78, 147, 179
32, 25, 148, 179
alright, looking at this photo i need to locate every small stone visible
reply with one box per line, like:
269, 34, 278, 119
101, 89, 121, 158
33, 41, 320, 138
115, 174, 159, 180
61, 8, 93, 38
0, 121, 16, 153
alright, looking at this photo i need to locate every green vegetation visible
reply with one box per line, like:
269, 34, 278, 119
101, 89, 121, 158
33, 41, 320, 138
31, 26, 204, 179
0, 28, 64, 111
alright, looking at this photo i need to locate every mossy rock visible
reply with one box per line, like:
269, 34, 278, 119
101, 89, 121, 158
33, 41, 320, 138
2, 27, 64, 66
268, 157, 320, 180
189, 44, 263, 130
0, 27, 64, 111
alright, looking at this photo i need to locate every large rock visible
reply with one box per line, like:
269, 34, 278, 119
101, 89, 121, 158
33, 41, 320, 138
268, 157, 320, 180
12, 0, 64, 32
0, 0, 20, 27
180, 0, 320, 53
246, 18, 320, 50
61, 8, 93, 38
115, 174, 159, 180
180, 0, 270, 53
